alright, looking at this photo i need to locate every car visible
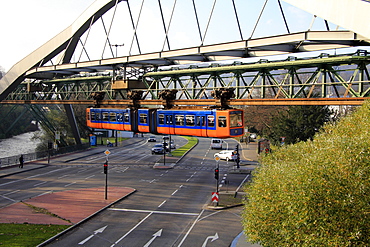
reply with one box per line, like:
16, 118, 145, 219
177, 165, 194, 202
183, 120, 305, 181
151, 144, 164, 154
249, 133, 257, 139
211, 138, 223, 149
170, 140, 176, 149
148, 136, 157, 142
214, 150, 237, 161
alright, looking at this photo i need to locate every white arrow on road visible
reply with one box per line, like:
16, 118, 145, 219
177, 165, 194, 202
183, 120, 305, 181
202, 233, 219, 247
78, 225, 108, 245
143, 229, 162, 247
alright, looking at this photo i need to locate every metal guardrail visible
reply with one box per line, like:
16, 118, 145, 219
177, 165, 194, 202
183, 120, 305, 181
0, 143, 90, 168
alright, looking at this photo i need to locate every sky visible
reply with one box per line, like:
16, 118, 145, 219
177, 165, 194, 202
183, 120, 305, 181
0, 0, 365, 73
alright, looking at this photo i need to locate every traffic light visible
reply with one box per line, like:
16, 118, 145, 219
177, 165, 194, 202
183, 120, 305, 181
214, 168, 219, 180
104, 162, 108, 174
235, 145, 238, 153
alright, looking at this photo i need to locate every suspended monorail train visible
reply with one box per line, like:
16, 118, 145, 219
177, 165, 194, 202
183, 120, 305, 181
86, 108, 244, 138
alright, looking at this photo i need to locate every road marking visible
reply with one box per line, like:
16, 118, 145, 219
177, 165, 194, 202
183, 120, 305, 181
236, 174, 250, 192
64, 182, 76, 187
158, 200, 166, 208
0, 167, 70, 187
37, 190, 53, 197
78, 225, 107, 245
178, 209, 204, 247
202, 233, 219, 247
143, 229, 162, 247
111, 212, 153, 247
3, 190, 20, 196
171, 189, 178, 196
33, 181, 47, 187
108, 208, 198, 216
0, 194, 17, 202
84, 175, 95, 180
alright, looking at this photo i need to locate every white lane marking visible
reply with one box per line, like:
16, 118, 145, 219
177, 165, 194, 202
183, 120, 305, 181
171, 190, 178, 196
0, 167, 70, 187
0, 194, 17, 202
158, 200, 166, 208
178, 209, 205, 247
64, 182, 76, 187
3, 190, 20, 196
84, 175, 95, 180
236, 174, 250, 192
110, 212, 153, 247
108, 208, 198, 216
33, 181, 48, 187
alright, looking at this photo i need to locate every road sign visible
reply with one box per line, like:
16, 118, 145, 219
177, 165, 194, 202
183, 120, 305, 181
104, 149, 111, 156
212, 192, 219, 202
214, 156, 220, 161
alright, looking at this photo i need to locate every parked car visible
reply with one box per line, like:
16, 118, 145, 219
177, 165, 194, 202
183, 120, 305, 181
151, 144, 164, 154
214, 150, 237, 161
148, 136, 157, 142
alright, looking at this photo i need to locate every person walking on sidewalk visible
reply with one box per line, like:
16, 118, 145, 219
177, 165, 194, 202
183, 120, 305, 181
19, 155, 24, 168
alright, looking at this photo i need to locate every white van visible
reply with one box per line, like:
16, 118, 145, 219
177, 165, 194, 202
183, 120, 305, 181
211, 138, 223, 149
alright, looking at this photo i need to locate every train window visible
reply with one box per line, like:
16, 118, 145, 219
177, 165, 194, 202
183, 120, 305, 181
159, 114, 165, 124
124, 113, 129, 123
208, 115, 215, 127
230, 111, 243, 127
140, 113, 147, 124
218, 116, 227, 127
110, 112, 117, 122
175, 115, 184, 126
90, 112, 95, 121
102, 112, 109, 121
186, 115, 195, 126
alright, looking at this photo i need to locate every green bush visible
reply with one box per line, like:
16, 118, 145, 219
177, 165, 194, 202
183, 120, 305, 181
242, 101, 370, 246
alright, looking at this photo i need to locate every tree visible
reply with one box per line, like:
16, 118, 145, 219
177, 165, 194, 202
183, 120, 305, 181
243, 105, 286, 136
242, 100, 370, 246
266, 105, 333, 145
0, 66, 5, 79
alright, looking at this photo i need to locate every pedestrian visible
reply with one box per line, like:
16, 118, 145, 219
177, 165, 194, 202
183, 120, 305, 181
19, 155, 24, 168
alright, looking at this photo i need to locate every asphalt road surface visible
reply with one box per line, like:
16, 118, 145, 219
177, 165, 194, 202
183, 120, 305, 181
0, 135, 250, 247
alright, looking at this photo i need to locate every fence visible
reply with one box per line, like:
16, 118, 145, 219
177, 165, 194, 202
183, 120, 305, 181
0, 143, 90, 168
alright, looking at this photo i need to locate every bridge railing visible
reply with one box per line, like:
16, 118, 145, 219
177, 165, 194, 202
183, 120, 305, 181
0, 143, 90, 168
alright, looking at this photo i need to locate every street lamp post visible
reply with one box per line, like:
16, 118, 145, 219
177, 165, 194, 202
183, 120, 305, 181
110, 44, 124, 57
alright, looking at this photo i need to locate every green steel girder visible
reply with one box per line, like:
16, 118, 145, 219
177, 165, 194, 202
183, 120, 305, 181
142, 53, 370, 100
2, 52, 370, 104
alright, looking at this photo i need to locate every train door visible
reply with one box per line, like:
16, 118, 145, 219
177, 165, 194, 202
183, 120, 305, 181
195, 115, 207, 137
165, 114, 175, 135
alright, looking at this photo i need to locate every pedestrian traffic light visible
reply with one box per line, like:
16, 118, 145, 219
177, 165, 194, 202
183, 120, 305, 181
104, 162, 108, 174
214, 168, 219, 180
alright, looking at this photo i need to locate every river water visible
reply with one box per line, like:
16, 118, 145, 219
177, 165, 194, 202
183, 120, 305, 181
0, 131, 42, 159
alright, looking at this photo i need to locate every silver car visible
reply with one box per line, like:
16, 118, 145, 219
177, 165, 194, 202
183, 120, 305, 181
151, 144, 164, 154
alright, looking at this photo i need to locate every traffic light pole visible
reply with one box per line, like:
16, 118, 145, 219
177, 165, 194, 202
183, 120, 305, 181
104, 158, 108, 200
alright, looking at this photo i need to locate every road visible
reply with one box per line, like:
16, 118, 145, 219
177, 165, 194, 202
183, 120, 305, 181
0, 135, 250, 246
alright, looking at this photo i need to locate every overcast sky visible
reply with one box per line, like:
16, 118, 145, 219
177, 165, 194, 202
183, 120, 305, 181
0, 0, 364, 73
0, 0, 95, 71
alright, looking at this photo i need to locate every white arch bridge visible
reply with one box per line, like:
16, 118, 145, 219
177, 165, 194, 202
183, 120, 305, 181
1, 0, 370, 106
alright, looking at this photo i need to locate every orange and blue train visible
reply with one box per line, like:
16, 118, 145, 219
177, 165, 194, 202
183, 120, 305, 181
86, 108, 244, 138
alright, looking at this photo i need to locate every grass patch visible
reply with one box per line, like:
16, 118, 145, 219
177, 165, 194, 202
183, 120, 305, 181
171, 136, 198, 157
0, 223, 69, 246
